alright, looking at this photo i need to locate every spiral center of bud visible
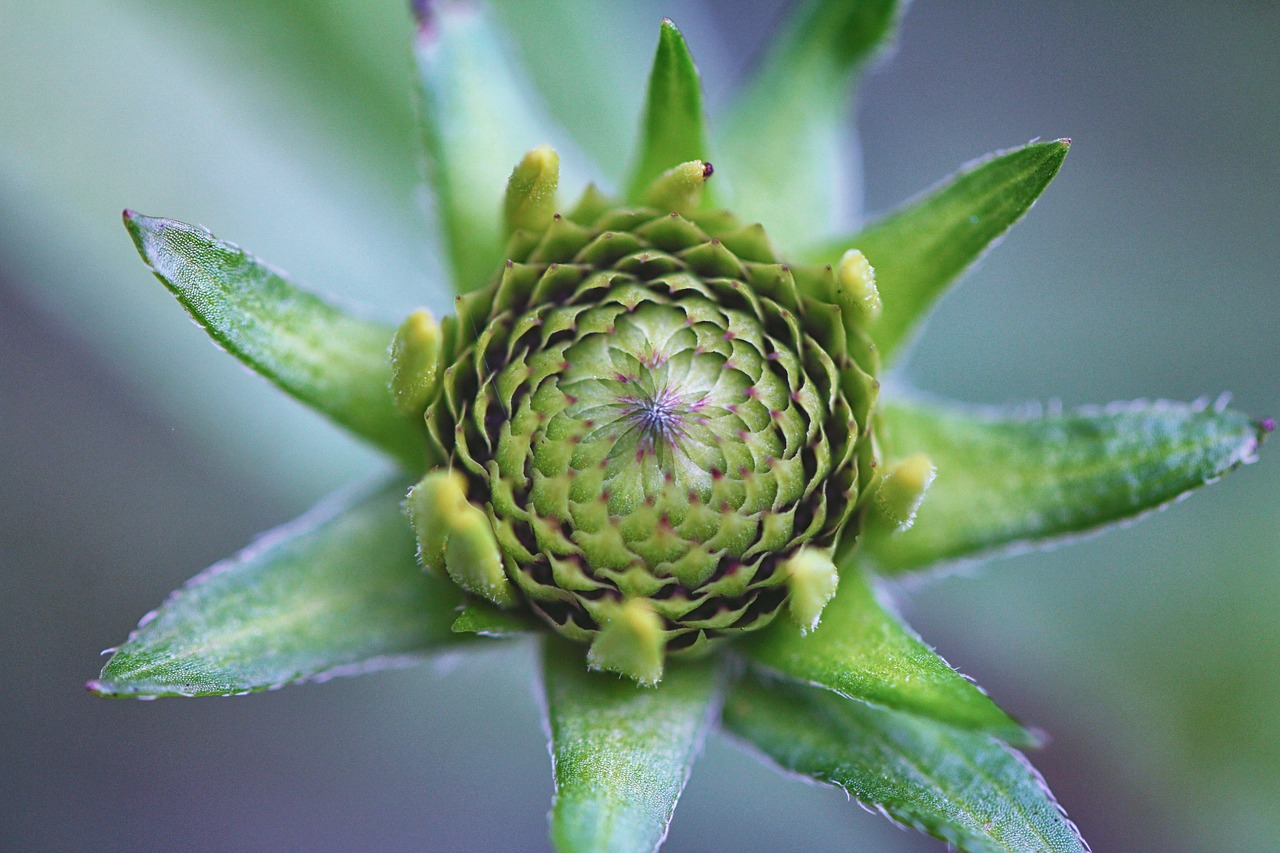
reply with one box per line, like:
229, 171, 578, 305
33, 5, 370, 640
416, 198, 876, 672
623, 383, 697, 451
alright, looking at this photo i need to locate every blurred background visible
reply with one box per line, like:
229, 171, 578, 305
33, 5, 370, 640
2, 1, 1276, 850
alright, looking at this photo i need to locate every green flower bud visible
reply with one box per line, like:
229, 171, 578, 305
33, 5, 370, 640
836, 249, 881, 323
407, 470, 513, 608
643, 159, 713, 214
504, 145, 560, 237
782, 547, 840, 634
391, 309, 443, 418
873, 453, 937, 532
406, 152, 882, 680
587, 597, 667, 685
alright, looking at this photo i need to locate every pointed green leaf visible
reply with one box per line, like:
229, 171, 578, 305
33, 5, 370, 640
741, 569, 1030, 745
451, 598, 541, 637
544, 642, 720, 853
803, 140, 1070, 364
90, 478, 466, 698
724, 672, 1088, 853
625, 19, 712, 204
716, 0, 903, 249
866, 395, 1267, 574
123, 212, 427, 469
414, 1, 582, 294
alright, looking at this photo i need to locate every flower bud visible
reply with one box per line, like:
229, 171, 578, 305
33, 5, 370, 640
504, 145, 560, 237
783, 547, 840, 633
403, 155, 883, 680
587, 598, 667, 685
642, 160, 713, 214
873, 453, 937, 531
391, 309, 442, 418
836, 248, 882, 323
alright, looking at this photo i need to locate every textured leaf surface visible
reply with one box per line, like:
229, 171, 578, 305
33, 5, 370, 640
414, 1, 579, 293
724, 673, 1088, 853
717, 0, 903, 248
544, 645, 719, 853
803, 140, 1069, 364
451, 599, 541, 637
625, 19, 712, 203
741, 570, 1030, 744
91, 479, 464, 697
867, 395, 1267, 573
123, 212, 426, 469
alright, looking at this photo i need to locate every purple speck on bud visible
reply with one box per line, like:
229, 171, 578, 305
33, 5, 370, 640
1262, 417, 1276, 433
702, 161, 714, 179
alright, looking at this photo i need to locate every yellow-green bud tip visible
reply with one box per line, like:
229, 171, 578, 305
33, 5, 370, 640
406, 469, 467, 574
504, 145, 560, 237
587, 598, 667, 686
390, 309, 442, 417
836, 249, 881, 322
444, 506, 517, 608
642, 160, 713, 214
874, 453, 937, 531
407, 470, 516, 607
783, 548, 839, 634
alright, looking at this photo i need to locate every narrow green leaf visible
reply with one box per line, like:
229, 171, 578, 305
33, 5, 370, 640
741, 569, 1030, 745
123, 212, 427, 469
625, 19, 712, 204
866, 395, 1267, 573
716, 0, 903, 249
544, 642, 720, 853
803, 140, 1070, 364
724, 672, 1088, 853
90, 478, 465, 698
451, 599, 541, 637
414, 1, 580, 294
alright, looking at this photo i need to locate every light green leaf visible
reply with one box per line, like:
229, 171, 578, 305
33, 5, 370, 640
716, 0, 903, 249
451, 599, 541, 637
803, 140, 1070, 364
544, 642, 720, 853
625, 19, 712, 204
723, 672, 1088, 853
413, 1, 582, 294
123, 212, 427, 470
866, 395, 1267, 573
90, 478, 465, 698
741, 569, 1030, 745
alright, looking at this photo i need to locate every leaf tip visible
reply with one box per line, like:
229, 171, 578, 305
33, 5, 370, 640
1037, 137, 1072, 166
657, 17, 686, 42
120, 209, 153, 254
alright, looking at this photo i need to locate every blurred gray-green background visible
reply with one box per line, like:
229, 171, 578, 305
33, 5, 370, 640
2, 1, 1276, 850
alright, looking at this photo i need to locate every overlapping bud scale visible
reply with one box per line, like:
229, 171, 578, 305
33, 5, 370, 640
400, 162, 881, 682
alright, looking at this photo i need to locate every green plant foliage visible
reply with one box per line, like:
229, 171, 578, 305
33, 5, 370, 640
124, 212, 426, 469
625, 20, 712, 204
413, 0, 580, 294
802, 140, 1071, 364
867, 396, 1267, 573
717, 0, 904, 247
740, 570, 1032, 745
544, 646, 719, 853
91, 479, 465, 698
724, 671, 1088, 853
93, 3, 1269, 850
